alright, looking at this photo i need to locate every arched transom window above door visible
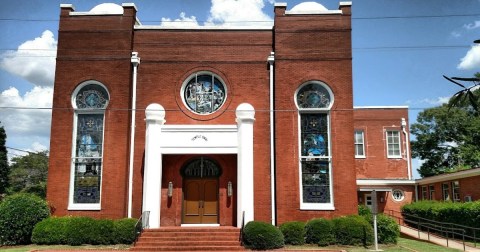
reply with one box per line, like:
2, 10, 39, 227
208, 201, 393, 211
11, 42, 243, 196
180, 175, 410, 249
181, 157, 222, 178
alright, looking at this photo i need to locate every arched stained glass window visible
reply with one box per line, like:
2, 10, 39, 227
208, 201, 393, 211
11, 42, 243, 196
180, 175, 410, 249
69, 81, 109, 210
182, 72, 226, 115
296, 83, 332, 109
296, 81, 334, 209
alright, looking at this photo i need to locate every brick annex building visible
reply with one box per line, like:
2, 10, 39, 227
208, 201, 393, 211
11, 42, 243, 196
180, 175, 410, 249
47, 2, 415, 228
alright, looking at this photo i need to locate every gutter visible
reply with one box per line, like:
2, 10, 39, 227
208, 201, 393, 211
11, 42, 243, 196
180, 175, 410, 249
267, 52, 276, 225
128, 52, 140, 218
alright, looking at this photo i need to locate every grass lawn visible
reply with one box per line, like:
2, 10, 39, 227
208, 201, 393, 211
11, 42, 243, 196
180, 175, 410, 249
284, 236, 461, 251
0, 236, 461, 252
0, 244, 131, 252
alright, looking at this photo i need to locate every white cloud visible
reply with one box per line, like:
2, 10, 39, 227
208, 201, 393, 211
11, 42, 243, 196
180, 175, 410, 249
457, 44, 480, 70
0, 86, 52, 139
450, 31, 461, 38
406, 96, 450, 106
160, 12, 200, 28
0, 30, 57, 87
205, 0, 273, 26
463, 20, 480, 30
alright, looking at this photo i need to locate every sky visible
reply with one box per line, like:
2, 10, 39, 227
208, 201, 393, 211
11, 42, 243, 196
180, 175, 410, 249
0, 0, 479, 179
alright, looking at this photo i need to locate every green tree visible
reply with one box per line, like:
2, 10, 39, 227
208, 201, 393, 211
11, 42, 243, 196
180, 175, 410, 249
411, 88, 480, 177
7, 151, 49, 198
0, 122, 8, 195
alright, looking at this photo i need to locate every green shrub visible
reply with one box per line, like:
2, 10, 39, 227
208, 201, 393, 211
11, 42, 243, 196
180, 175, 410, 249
64, 216, 98, 245
113, 218, 137, 244
305, 218, 335, 246
279, 221, 305, 245
358, 205, 371, 217
242, 221, 284, 250
0, 193, 50, 245
402, 200, 480, 230
333, 215, 373, 246
364, 214, 400, 244
32, 217, 70, 245
92, 219, 115, 245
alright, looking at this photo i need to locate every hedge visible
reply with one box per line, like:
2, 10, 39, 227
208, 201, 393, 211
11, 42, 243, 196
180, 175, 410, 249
242, 221, 284, 250
333, 215, 374, 246
401, 200, 480, 229
305, 218, 335, 246
32, 216, 136, 245
0, 193, 50, 245
279, 221, 305, 245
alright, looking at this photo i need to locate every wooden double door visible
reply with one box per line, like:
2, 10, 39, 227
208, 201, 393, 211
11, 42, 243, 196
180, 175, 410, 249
183, 178, 218, 224
182, 157, 221, 224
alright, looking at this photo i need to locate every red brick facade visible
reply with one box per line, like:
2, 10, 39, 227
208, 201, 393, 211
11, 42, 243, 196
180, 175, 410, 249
47, 2, 416, 226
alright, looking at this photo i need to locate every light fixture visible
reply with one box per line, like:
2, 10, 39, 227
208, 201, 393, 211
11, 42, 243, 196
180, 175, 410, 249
167, 182, 173, 197
380, 196, 384, 203
358, 197, 362, 203
227, 181, 233, 197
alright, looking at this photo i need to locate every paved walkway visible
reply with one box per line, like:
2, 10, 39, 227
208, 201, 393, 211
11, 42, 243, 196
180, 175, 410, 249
400, 225, 480, 252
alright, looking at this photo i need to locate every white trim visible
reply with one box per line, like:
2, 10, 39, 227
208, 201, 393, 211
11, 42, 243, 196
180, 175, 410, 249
286, 10, 342, 15
357, 179, 416, 186
122, 3, 137, 12
60, 4, 74, 10
134, 25, 273, 31
354, 106, 409, 109
416, 168, 480, 185
359, 188, 392, 192
274, 3, 287, 7
340, 1, 353, 6
70, 12, 123, 16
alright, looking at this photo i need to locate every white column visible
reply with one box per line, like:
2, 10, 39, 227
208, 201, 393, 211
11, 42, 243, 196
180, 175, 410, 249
143, 103, 165, 228
236, 103, 255, 227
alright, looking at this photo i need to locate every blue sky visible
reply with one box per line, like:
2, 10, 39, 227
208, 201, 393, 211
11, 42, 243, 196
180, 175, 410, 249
0, 0, 479, 178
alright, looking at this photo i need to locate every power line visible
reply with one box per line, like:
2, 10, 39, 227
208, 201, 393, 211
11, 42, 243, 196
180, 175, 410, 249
0, 13, 479, 23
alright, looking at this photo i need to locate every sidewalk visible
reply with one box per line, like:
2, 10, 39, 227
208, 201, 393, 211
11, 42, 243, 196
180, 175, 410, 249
400, 225, 480, 252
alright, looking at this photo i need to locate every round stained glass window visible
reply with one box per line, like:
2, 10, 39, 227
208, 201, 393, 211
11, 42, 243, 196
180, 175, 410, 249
182, 73, 226, 115
296, 82, 332, 109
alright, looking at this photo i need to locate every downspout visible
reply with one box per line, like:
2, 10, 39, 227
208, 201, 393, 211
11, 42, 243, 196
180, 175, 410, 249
267, 52, 276, 225
128, 52, 140, 218
401, 118, 412, 180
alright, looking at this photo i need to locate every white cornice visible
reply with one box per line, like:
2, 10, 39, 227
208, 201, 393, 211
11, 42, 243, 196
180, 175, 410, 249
354, 106, 409, 109
357, 179, 416, 186
134, 25, 273, 31
416, 168, 480, 185
285, 10, 342, 15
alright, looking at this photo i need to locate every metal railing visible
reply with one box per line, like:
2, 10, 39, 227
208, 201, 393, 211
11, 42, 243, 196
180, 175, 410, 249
388, 210, 480, 251
134, 211, 150, 244
239, 211, 245, 246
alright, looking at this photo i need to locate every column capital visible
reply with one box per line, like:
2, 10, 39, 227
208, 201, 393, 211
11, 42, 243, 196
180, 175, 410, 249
145, 103, 166, 124
236, 103, 255, 123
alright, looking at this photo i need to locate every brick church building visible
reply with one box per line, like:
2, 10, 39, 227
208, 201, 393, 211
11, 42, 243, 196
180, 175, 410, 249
47, 1, 414, 228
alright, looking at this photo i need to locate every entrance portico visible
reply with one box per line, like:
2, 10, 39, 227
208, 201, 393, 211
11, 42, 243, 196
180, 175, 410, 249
143, 103, 255, 228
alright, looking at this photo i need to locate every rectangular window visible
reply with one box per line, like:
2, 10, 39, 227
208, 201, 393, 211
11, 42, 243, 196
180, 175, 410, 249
429, 184, 435, 200
354, 130, 365, 158
421, 186, 427, 200
386, 131, 401, 158
299, 113, 333, 210
70, 113, 104, 209
452, 181, 460, 202
442, 183, 450, 201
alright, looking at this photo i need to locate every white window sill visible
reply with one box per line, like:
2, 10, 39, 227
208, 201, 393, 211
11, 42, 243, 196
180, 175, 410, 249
387, 156, 402, 159
355, 155, 366, 159
300, 203, 335, 211
68, 204, 101, 211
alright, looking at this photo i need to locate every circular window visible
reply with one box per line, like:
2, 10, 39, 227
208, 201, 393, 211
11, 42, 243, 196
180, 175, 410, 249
392, 189, 404, 201
296, 82, 332, 109
182, 72, 226, 115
